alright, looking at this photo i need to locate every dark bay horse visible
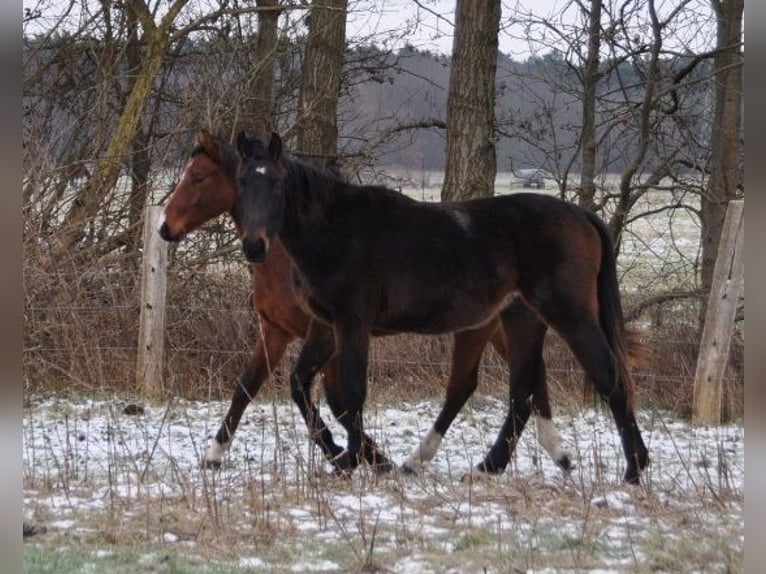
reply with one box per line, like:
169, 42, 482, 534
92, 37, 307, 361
159, 130, 572, 474
235, 129, 649, 484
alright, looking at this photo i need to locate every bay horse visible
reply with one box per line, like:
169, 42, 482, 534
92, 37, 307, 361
159, 130, 572, 474
235, 129, 649, 484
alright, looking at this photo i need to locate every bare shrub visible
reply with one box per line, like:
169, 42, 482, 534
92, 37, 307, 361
23, 227, 743, 422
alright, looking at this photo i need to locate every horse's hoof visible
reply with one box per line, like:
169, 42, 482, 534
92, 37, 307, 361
623, 469, 641, 485
201, 458, 222, 470
474, 461, 505, 475
370, 459, 395, 475
623, 452, 650, 484
460, 465, 497, 483
330, 451, 359, 477
557, 454, 573, 473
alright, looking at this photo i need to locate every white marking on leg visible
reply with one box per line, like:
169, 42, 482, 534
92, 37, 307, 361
536, 417, 569, 465
203, 439, 230, 465
403, 428, 443, 473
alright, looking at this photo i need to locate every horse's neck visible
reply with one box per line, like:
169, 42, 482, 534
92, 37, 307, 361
279, 173, 336, 265
283, 166, 338, 226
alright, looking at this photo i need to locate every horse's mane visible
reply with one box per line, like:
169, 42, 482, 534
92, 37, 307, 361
192, 135, 239, 179
282, 155, 409, 207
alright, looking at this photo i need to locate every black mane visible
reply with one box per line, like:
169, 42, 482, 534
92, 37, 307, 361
282, 154, 413, 208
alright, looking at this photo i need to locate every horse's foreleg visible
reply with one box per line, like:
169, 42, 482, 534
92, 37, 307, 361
288, 321, 346, 462
203, 321, 291, 469
473, 304, 548, 476
323, 359, 394, 474
328, 319, 371, 475
489, 304, 571, 472
401, 321, 496, 475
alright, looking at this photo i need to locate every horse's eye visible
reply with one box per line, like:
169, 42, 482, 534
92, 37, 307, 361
191, 174, 205, 184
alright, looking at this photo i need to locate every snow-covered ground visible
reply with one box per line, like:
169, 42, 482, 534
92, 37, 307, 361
23, 395, 743, 572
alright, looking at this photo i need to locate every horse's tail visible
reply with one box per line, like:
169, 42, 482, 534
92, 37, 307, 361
585, 211, 649, 410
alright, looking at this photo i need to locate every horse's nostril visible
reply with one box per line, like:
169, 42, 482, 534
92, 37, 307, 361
242, 237, 267, 263
158, 222, 174, 241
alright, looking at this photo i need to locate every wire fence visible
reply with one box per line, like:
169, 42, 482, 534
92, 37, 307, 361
23, 256, 744, 420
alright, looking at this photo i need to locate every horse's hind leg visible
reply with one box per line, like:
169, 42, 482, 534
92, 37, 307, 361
203, 320, 291, 469
554, 316, 647, 483
489, 306, 571, 472
289, 321, 347, 462
401, 321, 497, 475
474, 303, 548, 476
527, 288, 648, 483
322, 358, 394, 474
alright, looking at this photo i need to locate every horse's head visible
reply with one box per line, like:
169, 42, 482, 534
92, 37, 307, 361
235, 129, 285, 263
158, 129, 237, 242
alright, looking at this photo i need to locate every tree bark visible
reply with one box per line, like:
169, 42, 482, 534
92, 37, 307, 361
296, 0, 348, 163
578, 0, 602, 213
252, 0, 280, 122
51, 0, 189, 260
126, 4, 150, 256
700, 0, 743, 296
441, 0, 501, 201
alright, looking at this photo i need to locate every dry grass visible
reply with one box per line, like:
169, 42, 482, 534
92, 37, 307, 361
23, 238, 744, 422
22, 394, 744, 573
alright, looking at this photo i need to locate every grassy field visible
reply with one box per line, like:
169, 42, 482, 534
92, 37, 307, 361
23, 394, 743, 573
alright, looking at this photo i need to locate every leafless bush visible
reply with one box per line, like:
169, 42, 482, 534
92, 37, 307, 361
23, 222, 743, 422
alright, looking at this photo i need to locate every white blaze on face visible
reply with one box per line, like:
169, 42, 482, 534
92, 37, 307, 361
403, 427, 443, 472
255, 166, 267, 175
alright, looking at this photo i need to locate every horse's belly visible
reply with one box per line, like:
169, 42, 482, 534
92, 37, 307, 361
376, 290, 518, 335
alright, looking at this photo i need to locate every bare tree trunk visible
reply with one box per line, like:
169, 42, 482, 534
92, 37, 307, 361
700, 0, 743, 295
441, 0, 501, 201
578, 0, 602, 213
126, 5, 150, 256
296, 0, 348, 163
51, 0, 189, 260
253, 0, 280, 120
577, 0, 603, 405
232, 0, 281, 136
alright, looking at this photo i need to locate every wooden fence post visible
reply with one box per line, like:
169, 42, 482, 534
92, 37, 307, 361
692, 199, 744, 425
136, 205, 168, 394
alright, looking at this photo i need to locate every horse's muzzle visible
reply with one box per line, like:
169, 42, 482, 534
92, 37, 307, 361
242, 237, 268, 263
158, 222, 178, 242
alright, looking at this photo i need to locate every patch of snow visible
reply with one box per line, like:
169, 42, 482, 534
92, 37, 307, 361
239, 556, 268, 569
291, 559, 340, 572
23, 396, 744, 572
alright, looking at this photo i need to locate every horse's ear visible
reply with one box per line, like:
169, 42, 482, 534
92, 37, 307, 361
198, 129, 220, 162
236, 131, 250, 159
267, 132, 282, 161
198, 129, 211, 143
